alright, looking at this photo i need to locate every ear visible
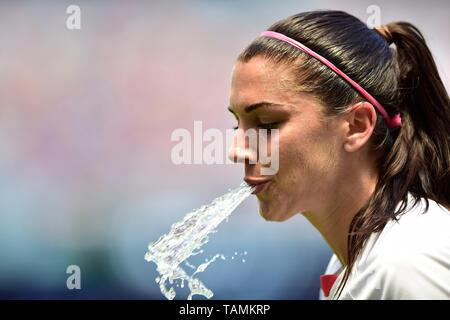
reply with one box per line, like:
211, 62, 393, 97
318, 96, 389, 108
343, 102, 377, 153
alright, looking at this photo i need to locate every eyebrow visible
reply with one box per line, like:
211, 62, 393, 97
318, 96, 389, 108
227, 102, 285, 114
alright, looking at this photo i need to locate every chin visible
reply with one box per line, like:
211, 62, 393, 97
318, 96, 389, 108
258, 205, 294, 222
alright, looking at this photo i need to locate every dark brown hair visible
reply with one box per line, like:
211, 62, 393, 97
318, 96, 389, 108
237, 10, 450, 297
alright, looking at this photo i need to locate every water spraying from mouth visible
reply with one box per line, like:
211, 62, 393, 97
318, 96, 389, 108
144, 181, 254, 300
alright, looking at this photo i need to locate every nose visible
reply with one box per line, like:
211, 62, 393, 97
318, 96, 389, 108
227, 128, 258, 164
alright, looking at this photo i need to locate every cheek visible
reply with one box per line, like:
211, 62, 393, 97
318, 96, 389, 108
277, 124, 338, 188
277, 125, 313, 170
257, 128, 338, 221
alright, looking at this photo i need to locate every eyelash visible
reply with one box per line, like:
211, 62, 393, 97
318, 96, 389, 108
258, 122, 280, 130
232, 122, 280, 130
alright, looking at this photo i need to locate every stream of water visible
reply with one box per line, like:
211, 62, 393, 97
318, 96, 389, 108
145, 181, 255, 300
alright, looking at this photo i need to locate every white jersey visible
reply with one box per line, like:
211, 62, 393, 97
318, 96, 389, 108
319, 194, 450, 300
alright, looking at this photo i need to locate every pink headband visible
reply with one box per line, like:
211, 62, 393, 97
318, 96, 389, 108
259, 31, 402, 129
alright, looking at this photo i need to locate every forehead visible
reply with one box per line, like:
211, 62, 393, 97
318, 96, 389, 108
229, 56, 327, 119
230, 57, 299, 110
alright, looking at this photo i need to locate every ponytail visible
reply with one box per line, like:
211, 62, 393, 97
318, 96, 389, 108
376, 22, 450, 207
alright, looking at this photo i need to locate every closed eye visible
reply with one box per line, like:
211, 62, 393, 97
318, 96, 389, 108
257, 122, 280, 130
233, 122, 280, 130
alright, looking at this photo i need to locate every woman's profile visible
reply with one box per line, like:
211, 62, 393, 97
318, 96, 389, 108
227, 10, 449, 299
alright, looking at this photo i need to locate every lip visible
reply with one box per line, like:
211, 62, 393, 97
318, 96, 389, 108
244, 177, 272, 195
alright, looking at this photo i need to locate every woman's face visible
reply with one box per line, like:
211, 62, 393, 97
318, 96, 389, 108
228, 57, 346, 221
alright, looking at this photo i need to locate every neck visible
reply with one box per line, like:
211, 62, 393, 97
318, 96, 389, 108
302, 158, 378, 266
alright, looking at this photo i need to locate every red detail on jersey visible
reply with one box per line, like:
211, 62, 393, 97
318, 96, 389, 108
320, 274, 339, 298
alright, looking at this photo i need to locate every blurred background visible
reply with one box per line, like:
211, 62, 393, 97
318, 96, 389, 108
0, 0, 448, 299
